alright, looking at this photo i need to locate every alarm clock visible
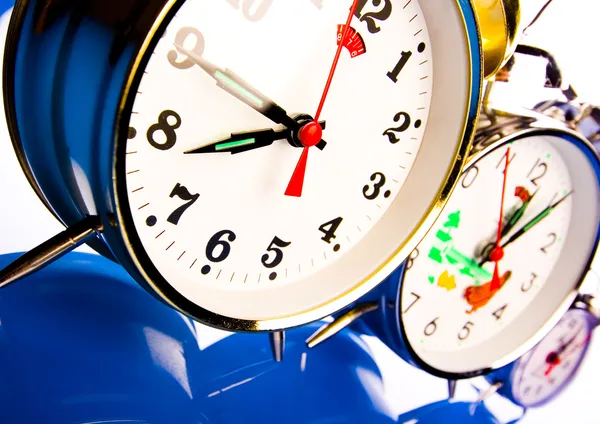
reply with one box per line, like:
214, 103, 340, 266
483, 300, 597, 411
0, 251, 404, 423
305, 107, 600, 379
0, 0, 523, 339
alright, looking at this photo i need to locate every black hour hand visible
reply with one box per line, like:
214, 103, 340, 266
185, 129, 282, 155
185, 122, 327, 155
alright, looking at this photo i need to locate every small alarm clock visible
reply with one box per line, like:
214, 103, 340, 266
0, 0, 524, 342
305, 64, 600, 378
483, 300, 597, 410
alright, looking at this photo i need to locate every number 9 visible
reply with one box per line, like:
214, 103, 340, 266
167, 27, 205, 70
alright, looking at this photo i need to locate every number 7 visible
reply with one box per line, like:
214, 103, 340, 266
167, 183, 200, 225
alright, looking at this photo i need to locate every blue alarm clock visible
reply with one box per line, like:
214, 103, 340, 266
0, 251, 406, 423
306, 112, 600, 381
0, 0, 489, 337
482, 301, 597, 413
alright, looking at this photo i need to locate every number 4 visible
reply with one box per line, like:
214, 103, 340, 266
319, 217, 343, 243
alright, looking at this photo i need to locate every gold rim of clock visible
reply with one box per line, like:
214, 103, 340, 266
473, 0, 522, 79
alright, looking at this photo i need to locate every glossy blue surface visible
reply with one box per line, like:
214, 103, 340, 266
193, 326, 397, 423
396, 400, 502, 424
0, 252, 203, 423
0, 252, 404, 423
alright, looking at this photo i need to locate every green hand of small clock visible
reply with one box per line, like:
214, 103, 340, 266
501, 190, 573, 251
185, 122, 326, 155
445, 246, 493, 282
502, 190, 537, 238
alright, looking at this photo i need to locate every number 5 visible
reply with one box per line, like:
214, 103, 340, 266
261, 236, 292, 268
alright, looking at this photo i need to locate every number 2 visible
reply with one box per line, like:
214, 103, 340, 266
354, 0, 393, 34
383, 112, 411, 144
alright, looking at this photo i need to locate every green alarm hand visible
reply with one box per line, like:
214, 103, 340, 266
426, 211, 493, 283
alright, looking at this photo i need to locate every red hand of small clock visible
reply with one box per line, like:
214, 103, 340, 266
284, 0, 361, 197
490, 148, 511, 291
544, 331, 589, 377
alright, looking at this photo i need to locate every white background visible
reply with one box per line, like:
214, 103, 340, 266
0, 2, 597, 422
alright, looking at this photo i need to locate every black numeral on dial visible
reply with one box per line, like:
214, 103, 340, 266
461, 165, 479, 189
528, 159, 549, 186
319, 217, 343, 244
168, 27, 205, 69
387, 51, 411, 83
206, 230, 237, 263
403, 292, 421, 313
496, 149, 516, 172
147, 110, 181, 151
363, 172, 390, 200
493, 304, 508, 321
387, 43, 426, 83
405, 248, 419, 271
261, 236, 291, 268
167, 183, 199, 225
541, 233, 557, 254
383, 112, 411, 144
424, 317, 438, 336
354, 0, 392, 34
458, 321, 474, 340
521, 272, 537, 292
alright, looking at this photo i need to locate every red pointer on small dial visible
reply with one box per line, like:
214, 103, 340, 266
490, 148, 511, 291
284, 0, 361, 197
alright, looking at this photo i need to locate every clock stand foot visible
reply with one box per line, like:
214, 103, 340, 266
0, 216, 102, 289
305, 302, 378, 349
270, 330, 285, 362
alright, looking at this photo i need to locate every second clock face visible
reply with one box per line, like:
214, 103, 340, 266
122, 0, 439, 321
400, 133, 592, 375
511, 308, 595, 407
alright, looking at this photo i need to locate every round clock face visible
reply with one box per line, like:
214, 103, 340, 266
118, 0, 477, 326
399, 131, 600, 375
511, 308, 596, 407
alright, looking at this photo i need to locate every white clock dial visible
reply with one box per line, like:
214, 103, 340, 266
117, 0, 477, 324
400, 132, 600, 374
511, 308, 595, 407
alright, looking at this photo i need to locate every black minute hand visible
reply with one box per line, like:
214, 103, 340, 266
501, 191, 573, 251
175, 44, 299, 130
502, 189, 538, 238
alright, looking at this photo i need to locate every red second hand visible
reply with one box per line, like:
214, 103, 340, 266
490, 148, 511, 291
284, 0, 361, 198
